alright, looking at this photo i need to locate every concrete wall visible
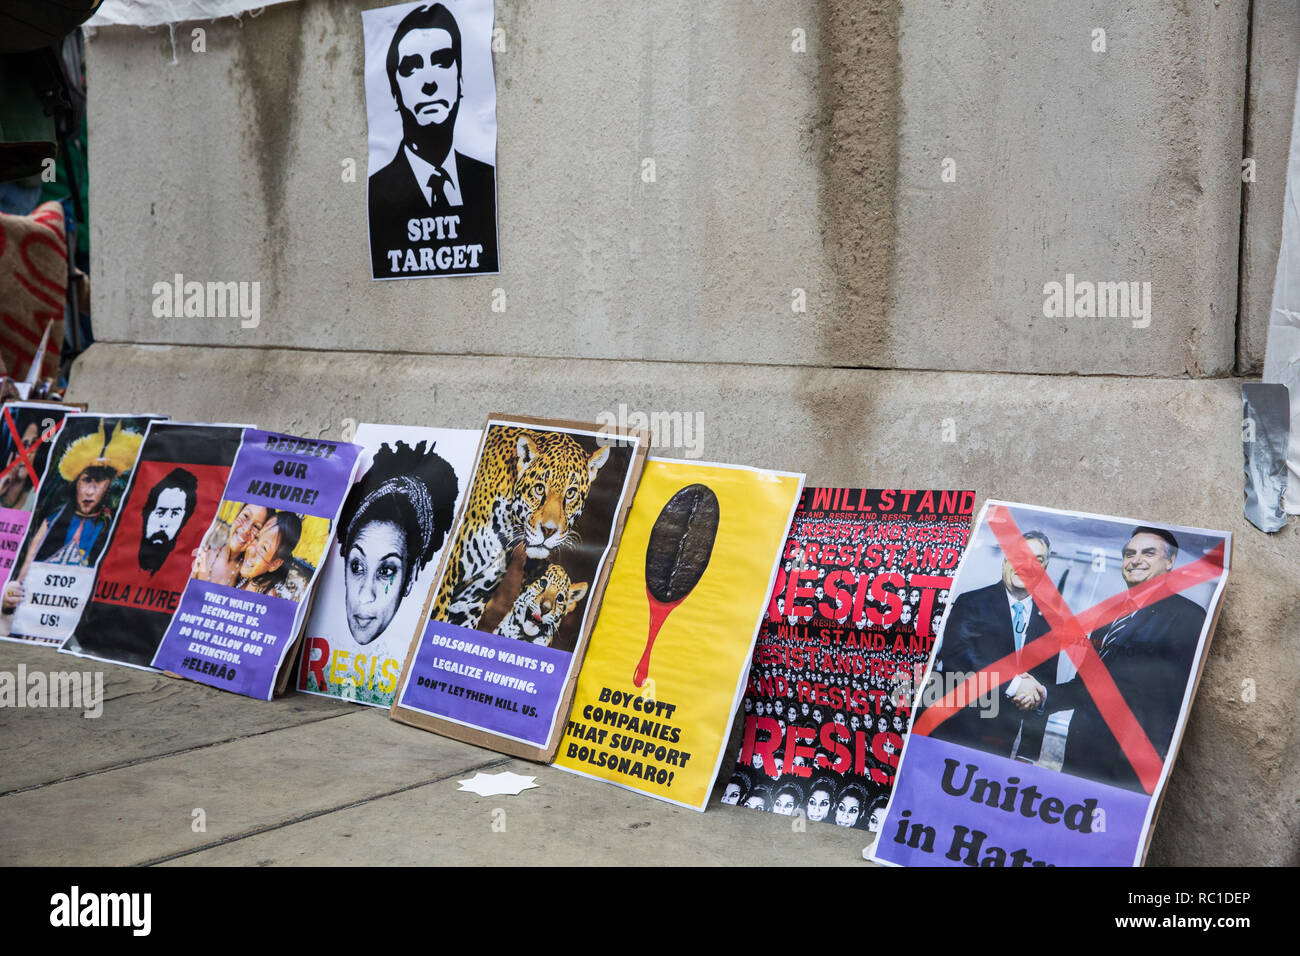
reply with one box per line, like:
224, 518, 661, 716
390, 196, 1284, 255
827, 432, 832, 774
891, 0, 1246, 377
74, 0, 1300, 864
88, 0, 1251, 376
1238, 0, 1300, 373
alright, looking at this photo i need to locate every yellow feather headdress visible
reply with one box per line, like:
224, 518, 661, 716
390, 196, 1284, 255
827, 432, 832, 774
58, 421, 145, 483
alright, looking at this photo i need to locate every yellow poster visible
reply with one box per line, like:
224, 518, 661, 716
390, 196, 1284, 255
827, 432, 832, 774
553, 458, 804, 809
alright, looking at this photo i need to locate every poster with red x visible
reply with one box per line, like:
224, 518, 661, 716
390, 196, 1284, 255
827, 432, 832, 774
870, 501, 1230, 867
0, 402, 74, 635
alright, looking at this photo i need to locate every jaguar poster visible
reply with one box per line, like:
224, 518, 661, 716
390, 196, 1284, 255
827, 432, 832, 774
390, 415, 647, 761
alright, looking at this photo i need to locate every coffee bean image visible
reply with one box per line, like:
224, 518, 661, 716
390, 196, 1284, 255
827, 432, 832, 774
644, 483, 720, 603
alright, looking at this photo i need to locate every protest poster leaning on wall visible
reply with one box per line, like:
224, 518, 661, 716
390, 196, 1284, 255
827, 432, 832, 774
870, 501, 1230, 867
725, 488, 975, 831
0, 402, 75, 634
151, 429, 362, 700
390, 415, 647, 761
364, 0, 500, 279
0, 413, 163, 645
297, 423, 481, 707
552, 458, 804, 809
61, 423, 248, 669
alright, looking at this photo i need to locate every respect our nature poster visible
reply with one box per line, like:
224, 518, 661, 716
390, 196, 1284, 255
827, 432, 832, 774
151, 430, 362, 700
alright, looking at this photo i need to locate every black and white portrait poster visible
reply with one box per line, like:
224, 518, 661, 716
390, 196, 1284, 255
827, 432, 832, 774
364, 0, 499, 279
297, 423, 481, 708
61, 423, 247, 670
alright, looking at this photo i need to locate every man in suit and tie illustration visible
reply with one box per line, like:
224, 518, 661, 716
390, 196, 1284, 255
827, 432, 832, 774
929, 531, 1058, 759
1051, 527, 1205, 793
368, 3, 499, 277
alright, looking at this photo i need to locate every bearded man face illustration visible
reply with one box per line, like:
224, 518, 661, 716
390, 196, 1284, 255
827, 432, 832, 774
139, 469, 198, 574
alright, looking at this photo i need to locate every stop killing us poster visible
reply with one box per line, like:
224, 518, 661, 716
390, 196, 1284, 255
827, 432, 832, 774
870, 501, 1230, 867
725, 488, 976, 831
552, 458, 804, 809
61, 423, 247, 669
151, 429, 362, 700
0, 413, 162, 645
297, 423, 481, 708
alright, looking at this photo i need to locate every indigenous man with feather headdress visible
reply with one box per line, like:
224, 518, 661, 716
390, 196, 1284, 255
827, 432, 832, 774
3, 422, 144, 612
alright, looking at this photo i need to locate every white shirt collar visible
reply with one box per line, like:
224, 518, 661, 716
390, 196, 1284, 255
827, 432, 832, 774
1006, 589, 1034, 616
403, 144, 464, 207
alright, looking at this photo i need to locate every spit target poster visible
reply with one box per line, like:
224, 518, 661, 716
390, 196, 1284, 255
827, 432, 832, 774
297, 423, 481, 707
0, 402, 74, 634
390, 416, 647, 762
553, 458, 804, 810
364, 0, 500, 279
725, 488, 976, 831
151, 429, 362, 700
0, 413, 161, 645
61, 423, 247, 670
870, 501, 1230, 868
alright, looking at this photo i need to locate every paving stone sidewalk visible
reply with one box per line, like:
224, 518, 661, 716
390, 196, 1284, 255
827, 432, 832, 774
0, 641, 865, 866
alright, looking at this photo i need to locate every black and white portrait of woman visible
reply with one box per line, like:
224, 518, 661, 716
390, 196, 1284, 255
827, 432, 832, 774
298, 423, 480, 706
338, 439, 458, 645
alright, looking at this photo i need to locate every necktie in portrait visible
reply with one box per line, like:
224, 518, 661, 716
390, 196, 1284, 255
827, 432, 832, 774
427, 168, 447, 207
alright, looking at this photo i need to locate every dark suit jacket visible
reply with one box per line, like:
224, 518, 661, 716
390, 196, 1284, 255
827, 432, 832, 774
368, 147, 499, 277
1051, 592, 1205, 793
929, 581, 1054, 758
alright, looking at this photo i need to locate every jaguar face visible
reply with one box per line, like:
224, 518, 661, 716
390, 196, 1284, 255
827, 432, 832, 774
512, 433, 609, 559
514, 565, 588, 643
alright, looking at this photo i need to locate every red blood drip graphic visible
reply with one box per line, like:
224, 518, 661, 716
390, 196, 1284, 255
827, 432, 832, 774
635, 483, 719, 687
635, 586, 687, 688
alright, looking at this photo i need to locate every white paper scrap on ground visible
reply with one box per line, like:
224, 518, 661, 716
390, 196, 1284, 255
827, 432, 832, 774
457, 771, 539, 797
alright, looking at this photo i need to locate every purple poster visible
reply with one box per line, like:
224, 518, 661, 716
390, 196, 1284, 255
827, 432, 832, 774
389, 417, 646, 759
151, 430, 362, 700
871, 733, 1149, 867
871, 501, 1230, 867
399, 618, 570, 745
